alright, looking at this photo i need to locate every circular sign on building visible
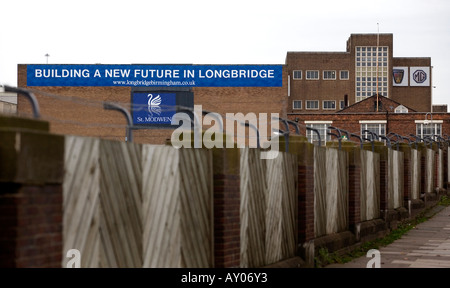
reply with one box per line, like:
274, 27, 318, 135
413, 70, 427, 84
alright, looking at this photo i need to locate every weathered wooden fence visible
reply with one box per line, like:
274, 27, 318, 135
63, 136, 298, 268
314, 146, 348, 237
59, 136, 450, 267
239, 148, 298, 267
426, 148, 435, 194
2, 114, 450, 268
360, 149, 380, 221
411, 149, 421, 200
63, 136, 101, 268
388, 149, 404, 210
63, 136, 214, 268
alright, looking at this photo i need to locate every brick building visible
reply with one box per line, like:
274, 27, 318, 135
286, 34, 435, 114
16, 33, 448, 145
17, 65, 288, 144
285, 33, 448, 145
288, 94, 450, 146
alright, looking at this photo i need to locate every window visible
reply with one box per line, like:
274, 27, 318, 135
323, 70, 336, 80
306, 70, 319, 80
355, 46, 389, 103
360, 121, 386, 139
293, 70, 302, 80
293, 100, 302, 109
306, 100, 319, 110
305, 122, 332, 144
323, 100, 336, 110
416, 121, 442, 139
340, 100, 345, 110
340, 70, 349, 80
394, 105, 408, 113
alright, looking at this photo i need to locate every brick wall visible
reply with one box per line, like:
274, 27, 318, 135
286, 51, 353, 113
298, 164, 315, 243
343, 143, 361, 229
17, 64, 287, 146
286, 136, 315, 243
288, 111, 450, 142
392, 57, 432, 112
402, 147, 412, 206
0, 115, 64, 268
212, 148, 241, 268
0, 185, 62, 268
445, 147, 449, 188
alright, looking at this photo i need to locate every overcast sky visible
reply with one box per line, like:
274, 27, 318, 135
1, 0, 449, 106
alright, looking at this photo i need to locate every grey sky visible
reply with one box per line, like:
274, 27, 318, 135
1, 0, 449, 106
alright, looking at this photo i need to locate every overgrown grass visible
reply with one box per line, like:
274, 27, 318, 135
315, 195, 450, 267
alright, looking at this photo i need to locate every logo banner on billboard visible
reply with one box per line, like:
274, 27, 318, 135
26, 64, 283, 87
410, 67, 430, 87
132, 92, 176, 125
392, 67, 408, 86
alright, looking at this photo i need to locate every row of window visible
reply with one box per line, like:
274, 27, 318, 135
305, 122, 441, 145
293, 70, 349, 80
356, 46, 389, 102
293, 100, 345, 110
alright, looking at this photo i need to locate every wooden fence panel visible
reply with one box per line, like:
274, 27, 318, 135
326, 148, 348, 234
99, 140, 142, 268
241, 148, 298, 267
411, 149, 421, 200
426, 148, 435, 193
142, 145, 181, 268
179, 148, 214, 268
388, 149, 404, 209
142, 146, 213, 268
314, 146, 327, 237
280, 153, 298, 260
63, 136, 100, 268
360, 150, 380, 221
240, 148, 267, 268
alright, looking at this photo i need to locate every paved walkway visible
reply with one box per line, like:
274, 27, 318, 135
326, 205, 450, 268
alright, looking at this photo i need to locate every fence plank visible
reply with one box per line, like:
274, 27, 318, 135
240, 148, 267, 268
63, 136, 100, 268
99, 140, 142, 268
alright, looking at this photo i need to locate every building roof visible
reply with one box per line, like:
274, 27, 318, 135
336, 94, 417, 114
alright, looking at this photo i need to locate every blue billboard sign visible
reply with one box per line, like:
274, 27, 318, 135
26, 64, 283, 87
132, 92, 176, 125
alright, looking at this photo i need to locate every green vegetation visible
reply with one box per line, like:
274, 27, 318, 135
314, 195, 450, 268
439, 195, 450, 206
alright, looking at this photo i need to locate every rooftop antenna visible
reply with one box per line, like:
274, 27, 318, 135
376, 23, 380, 112
45, 53, 50, 64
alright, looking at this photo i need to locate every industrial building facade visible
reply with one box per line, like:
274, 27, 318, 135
286, 33, 433, 114
16, 33, 448, 145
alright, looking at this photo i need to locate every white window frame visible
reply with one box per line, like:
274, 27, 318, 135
304, 121, 332, 144
323, 70, 336, 80
360, 120, 387, 139
323, 100, 336, 110
293, 70, 302, 80
355, 46, 389, 103
306, 100, 319, 110
293, 100, 302, 110
340, 70, 349, 80
394, 105, 408, 113
306, 70, 319, 80
415, 120, 442, 138
340, 100, 345, 110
